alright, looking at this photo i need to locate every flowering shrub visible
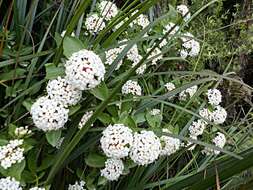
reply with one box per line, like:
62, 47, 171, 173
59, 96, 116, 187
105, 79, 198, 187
0, 0, 252, 189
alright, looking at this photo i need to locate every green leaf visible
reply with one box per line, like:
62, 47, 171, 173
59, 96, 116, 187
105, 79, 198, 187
22, 99, 33, 112
85, 152, 106, 168
145, 112, 163, 128
45, 63, 65, 80
0, 68, 26, 81
63, 36, 85, 58
90, 82, 109, 101
69, 104, 81, 116
46, 130, 62, 147
97, 113, 112, 125
0, 160, 26, 180
8, 124, 17, 138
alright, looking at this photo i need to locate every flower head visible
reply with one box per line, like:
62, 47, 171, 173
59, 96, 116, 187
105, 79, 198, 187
85, 14, 105, 34
188, 119, 206, 136
0, 177, 22, 190
211, 105, 227, 124
122, 80, 142, 96
207, 89, 222, 106
177, 5, 191, 22
179, 85, 198, 100
0, 140, 24, 169
31, 96, 69, 131
130, 130, 161, 165
160, 129, 180, 156
100, 124, 133, 158
101, 158, 124, 181
68, 181, 86, 190
98, 1, 118, 21
65, 49, 105, 90
79, 111, 93, 129
46, 76, 82, 107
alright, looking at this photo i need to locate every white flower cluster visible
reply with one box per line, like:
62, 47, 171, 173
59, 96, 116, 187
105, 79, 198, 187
206, 89, 222, 106
133, 13, 150, 29
46, 76, 82, 107
98, 1, 118, 21
54, 137, 64, 149
164, 82, 176, 92
101, 158, 124, 181
199, 89, 227, 125
147, 47, 163, 65
29, 187, 45, 190
31, 96, 69, 131
150, 109, 160, 116
65, 49, 105, 90
0, 140, 24, 169
187, 88, 227, 151
188, 119, 206, 136
85, 14, 105, 34
160, 22, 180, 48
105, 48, 123, 70
179, 85, 198, 101
68, 180, 86, 190
212, 105, 227, 124
160, 129, 180, 156
14, 126, 32, 138
0, 177, 22, 190
130, 130, 161, 165
100, 124, 133, 158
122, 80, 142, 96
202, 132, 226, 155
180, 32, 200, 58
176, 5, 191, 22
79, 111, 94, 129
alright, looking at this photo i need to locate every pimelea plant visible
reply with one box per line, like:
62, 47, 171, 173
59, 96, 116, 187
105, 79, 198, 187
0, 0, 252, 189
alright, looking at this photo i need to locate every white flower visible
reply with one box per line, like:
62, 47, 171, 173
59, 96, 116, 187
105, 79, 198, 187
98, 1, 118, 21
54, 137, 64, 149
133, 14, 150, 29
79, 111, 93, 129
68, 180, 86, 190
85, 14, 105, 34
177, 5, 191, 22
159, 39, 168, 48
0, 177, 22, 190
105, 48, 123, 70
163, 22, 180, 38
147, 47, 162, 65
65, 49, 105, 90
31, 96, 69, 131
188, 119, 206, 136
179, 85, 198, 100
186, 134, 197, 151
100, 124, 133, 158
0, 140, 24, 169
61, 30, 75, 37
130, 130, 161, 165
14, 126, 32, 138
202, 132, 226, 155
179, 49, 188, 58
101, 158, 124, 181
46, 76, 82, 107
180, 33, 200, 57
122, 80, 142, 96
211, 105, 227, 124
135, 63, 146, 75
164, 82, 175, 92
199, 108, 212, 123
207, 89, 222, 106
160, 129, 180, 156
150, 109, 160, 116
29, 187, 45, 190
